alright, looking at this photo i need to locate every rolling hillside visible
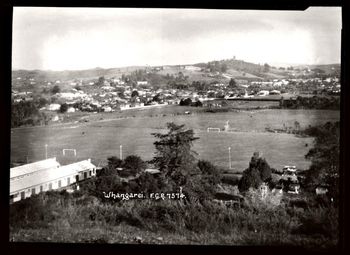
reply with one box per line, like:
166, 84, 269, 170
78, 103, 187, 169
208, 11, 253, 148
12, 58, 341, 89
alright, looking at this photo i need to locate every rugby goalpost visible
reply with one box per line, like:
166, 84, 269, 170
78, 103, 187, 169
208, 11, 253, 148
62, 149, 77, 157
207, 127, 221, 132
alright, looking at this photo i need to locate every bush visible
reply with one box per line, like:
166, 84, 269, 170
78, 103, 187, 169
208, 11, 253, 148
293, 206, 338, 239
122, 155, 147, 176
59, 103, 68, 113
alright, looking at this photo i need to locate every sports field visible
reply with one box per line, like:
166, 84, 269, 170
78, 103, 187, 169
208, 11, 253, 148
11, 108, 340, 172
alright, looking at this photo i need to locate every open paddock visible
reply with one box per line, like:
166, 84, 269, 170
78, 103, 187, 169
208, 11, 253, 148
11, 109, 339, 171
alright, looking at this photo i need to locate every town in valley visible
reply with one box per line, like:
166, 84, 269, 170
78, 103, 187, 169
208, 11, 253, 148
10, 7, 341, 247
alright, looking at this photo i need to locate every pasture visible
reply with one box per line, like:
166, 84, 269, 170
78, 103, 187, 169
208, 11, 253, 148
11, 109, 339, 172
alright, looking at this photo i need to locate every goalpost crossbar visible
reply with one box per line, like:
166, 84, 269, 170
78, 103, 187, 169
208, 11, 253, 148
207, 128, 221, 132
62, 149, 77, 156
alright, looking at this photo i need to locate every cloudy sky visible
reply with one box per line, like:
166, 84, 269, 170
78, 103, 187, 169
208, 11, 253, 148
12, 7, 341, 71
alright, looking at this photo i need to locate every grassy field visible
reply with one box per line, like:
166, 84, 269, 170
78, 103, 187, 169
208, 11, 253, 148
11, 108, 339, 171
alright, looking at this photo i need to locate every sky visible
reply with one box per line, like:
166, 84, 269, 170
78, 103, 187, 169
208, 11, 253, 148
12, 7, 342, 71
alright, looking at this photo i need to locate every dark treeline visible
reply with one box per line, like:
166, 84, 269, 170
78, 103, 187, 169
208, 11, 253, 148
281, 96, 340, 110
11, 99, 49, 128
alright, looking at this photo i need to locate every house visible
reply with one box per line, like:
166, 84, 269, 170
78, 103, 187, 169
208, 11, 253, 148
103, 106, 112, 112
259, 182, 269, 199
272, 185, 283, 194
10, 159, 96, 203
144, 169, 161, 174
47, 104, 61, 111
67, 107, 76, 113
59, 92, 82, 100
257, 90, 270, 96
316, 185, 328, 195
185, 65, 201, 71
51, 115, 59, 122
213, 192, 245, 208
10, 157, 61, 181
287, 183, 300, 194
137, 81, 148, 86
269, 90, 281, 95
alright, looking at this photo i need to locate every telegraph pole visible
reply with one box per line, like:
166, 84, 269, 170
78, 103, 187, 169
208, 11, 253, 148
120, 145, 123, 160
45, 144, 48, 159
228, 147, 232, 169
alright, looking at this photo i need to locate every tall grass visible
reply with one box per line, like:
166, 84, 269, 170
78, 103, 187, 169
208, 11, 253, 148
10, 190, 338, 247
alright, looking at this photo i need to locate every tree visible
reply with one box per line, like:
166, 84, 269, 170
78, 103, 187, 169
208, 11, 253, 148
153, 94, 162, 103
59, 103, 68, 113
131, 90, 139, 98
229, 78, 237, 88
97, 76, 105, 86
179, 98, 192, 106
294, 121, 301, 131
74, 85, 82, 90
122, 155, 147, 176
150, 123, 199, 187
239, 168, 262, 192
238, 152, 272, 192
197, 160, 221, 185
51, 85, 60, 94
37, 97, 48, 108
263, 63, 270, 73
220, 63, 228, 73
304, 122, 339, 197
107, 156, 123, 168
95, 156, 123, 177
192, 100, 203, 107
11, 100, 40, 127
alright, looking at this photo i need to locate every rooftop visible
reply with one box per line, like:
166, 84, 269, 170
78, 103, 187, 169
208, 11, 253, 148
10, 159, 96, 194
10, 157, 60, 180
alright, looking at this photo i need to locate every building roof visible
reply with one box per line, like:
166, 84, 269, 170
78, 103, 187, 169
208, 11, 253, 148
145, 169, 161, 174
10, 159, 96, 194
10, 157, 61, 180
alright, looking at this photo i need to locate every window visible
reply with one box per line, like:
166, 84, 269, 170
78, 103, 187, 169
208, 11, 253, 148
75, 175, 79, 182
58, 180, 61, 188
84, 172, 87, 179
49, 183, 52, 190
93, 169, 95, 174
20, 191, 25, 199
89, 171, 92, 177
31, 188, 36, 195
67, 177, 70, 185
40, 186, 43, 192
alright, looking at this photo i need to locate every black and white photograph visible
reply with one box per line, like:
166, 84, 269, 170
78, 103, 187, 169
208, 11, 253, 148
9, 6, 341, 248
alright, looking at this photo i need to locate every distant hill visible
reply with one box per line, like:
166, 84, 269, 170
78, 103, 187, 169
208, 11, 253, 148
12, 59, 340, 87
12, 66, 148, 82
294, 64, 340, 75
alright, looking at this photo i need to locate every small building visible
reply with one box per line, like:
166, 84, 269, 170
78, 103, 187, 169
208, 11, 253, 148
103, 106, 112, 112
51, 115, 59, 122
316, 185, 328, 195
213, 192, 245, 208
259, 182, 269, 199
137, 81, 148, 86
185, 65, 201, 71
272, 185, 283, 194
269, 90, 281, 95
287, 183, 300, 194
144, 169, 161, 174
257, 90, 270, 96
47, 104, 61, 111
67, 107, 76, 113
10, 159, 96, 203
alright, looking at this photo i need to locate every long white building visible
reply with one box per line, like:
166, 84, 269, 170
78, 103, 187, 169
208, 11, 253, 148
10, 157, 61, 181
10, 159, 96, 203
